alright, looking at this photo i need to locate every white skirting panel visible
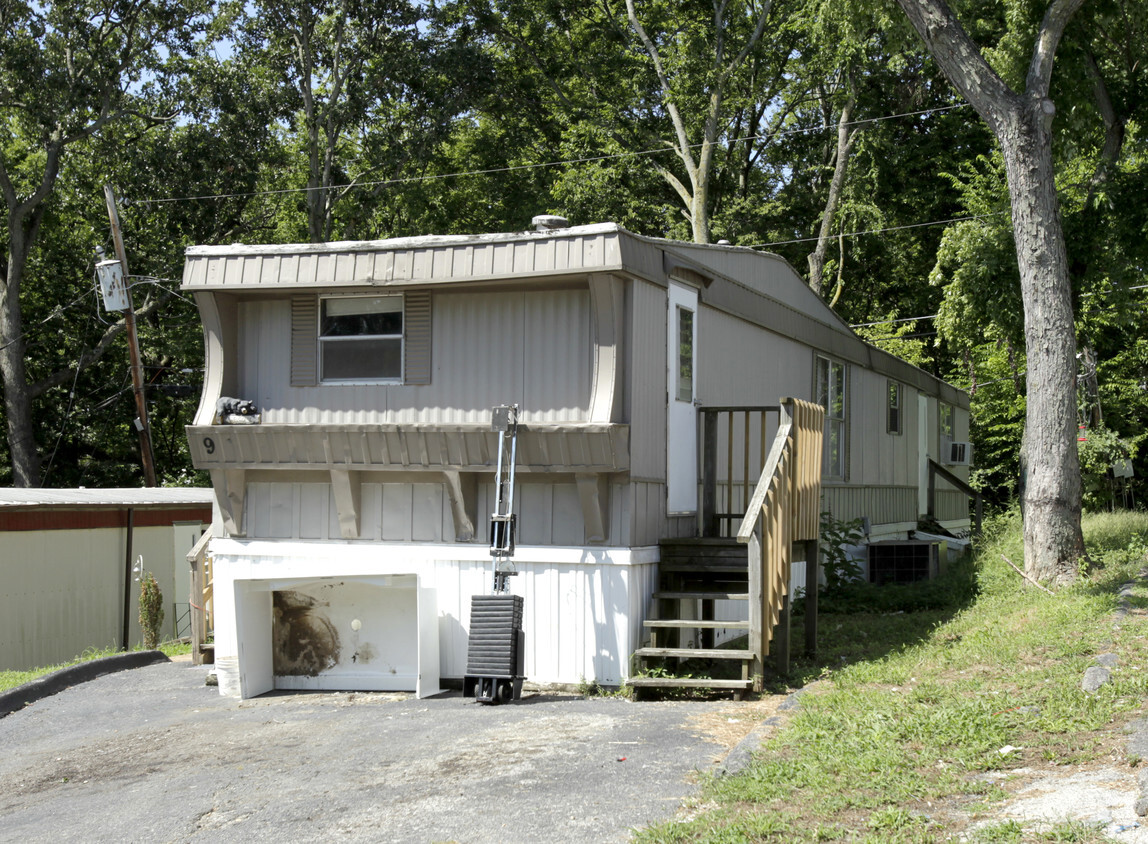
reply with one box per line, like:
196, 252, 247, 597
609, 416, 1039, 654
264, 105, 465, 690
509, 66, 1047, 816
209, 540, 659, 698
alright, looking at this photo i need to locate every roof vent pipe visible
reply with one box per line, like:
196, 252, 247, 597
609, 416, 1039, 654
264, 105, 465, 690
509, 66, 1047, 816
532, 214, 569, 232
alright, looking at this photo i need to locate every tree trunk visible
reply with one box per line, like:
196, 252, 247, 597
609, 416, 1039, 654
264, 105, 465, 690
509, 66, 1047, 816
0, 226, 42, 486
999, 106, 1084, 583
807, 96, 857, 297
892, 0, 1086, 584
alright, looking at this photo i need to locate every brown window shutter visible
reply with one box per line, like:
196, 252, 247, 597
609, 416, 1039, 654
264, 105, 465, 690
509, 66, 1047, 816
291, 295, 319, 386
404, 290, 432, 385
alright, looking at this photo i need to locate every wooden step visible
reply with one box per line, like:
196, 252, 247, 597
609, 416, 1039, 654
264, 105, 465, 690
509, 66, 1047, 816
660, 547, 747, 562
628, 677, 751, 690
643, 619, 748, 629
654, 590, 748, 601
633, 647, 750, 660
659, 562, 747, 573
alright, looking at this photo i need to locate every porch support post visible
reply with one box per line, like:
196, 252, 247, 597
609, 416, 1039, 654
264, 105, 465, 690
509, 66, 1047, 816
442, 470, 478, 542
576, 472, 610, 544
773, 553, 792, 676
701, 409, 718, 536
210, 468, 247, 536
803, 538, 819, 659
747, 520, 765, 691
330, 468, 362, 539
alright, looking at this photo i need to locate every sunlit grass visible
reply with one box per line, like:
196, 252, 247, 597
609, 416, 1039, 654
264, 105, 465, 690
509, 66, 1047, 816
0, 640, 192, 693
635, 510, 1148, 842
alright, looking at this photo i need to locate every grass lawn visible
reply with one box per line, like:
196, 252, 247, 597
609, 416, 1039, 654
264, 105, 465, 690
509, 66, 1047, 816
636, 510, 1148, 843
0, 641, 193, 694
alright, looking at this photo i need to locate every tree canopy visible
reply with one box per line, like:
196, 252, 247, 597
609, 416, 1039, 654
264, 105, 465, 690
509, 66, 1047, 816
1, 0, 1146, 579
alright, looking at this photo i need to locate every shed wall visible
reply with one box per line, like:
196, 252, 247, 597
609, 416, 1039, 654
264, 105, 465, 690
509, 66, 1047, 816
0, 523, 204, 670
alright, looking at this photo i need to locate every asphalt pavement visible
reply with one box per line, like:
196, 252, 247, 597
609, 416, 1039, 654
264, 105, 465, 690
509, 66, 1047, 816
0, 659, 755, 843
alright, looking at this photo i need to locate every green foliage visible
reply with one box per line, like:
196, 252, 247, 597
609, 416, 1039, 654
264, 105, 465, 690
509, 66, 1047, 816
1077, 426, 1136, 512
138, 570, 165, 650
819, 512, 865, 594
853, 316, 931, 369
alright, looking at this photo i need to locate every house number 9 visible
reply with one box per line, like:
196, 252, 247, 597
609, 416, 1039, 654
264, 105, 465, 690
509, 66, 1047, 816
203, 437, 215, 454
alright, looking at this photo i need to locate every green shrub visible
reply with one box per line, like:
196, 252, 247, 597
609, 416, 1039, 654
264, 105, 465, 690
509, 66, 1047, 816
139, 571, 165, 650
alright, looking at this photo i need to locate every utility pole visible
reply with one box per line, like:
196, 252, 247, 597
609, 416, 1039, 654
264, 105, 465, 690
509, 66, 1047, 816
104, 184, 157, 487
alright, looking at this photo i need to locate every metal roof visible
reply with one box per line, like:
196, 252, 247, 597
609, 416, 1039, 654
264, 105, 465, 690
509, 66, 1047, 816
0, 488, 214, 509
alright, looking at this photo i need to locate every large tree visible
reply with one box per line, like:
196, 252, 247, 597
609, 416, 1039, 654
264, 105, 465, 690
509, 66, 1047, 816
893, 0, 1085, 582
0, 0, 209, 487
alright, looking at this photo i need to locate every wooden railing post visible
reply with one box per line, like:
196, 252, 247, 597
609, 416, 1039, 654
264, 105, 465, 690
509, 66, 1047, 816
747, 518, 764, 691
701, 409, 718, 536
804, 538, 819, 659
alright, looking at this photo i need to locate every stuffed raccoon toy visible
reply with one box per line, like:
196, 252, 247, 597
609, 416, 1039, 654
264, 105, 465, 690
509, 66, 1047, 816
216, 397, 260, 424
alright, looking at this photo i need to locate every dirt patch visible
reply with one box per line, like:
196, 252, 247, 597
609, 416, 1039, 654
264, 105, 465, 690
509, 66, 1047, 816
685, 693, 795, 753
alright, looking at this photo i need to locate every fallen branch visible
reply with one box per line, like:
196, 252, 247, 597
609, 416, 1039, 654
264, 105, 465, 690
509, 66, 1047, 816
1001, 555, 1054, 594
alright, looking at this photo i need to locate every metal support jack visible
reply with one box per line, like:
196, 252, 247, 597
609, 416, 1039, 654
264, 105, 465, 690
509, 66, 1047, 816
464, 405, 526, 703
489, 404, 519, 593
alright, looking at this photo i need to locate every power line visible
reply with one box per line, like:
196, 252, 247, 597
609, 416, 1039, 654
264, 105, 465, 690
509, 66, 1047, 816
750, 212, 1008, 249
126, 103, 970, 207
0, 286, 100, 353
851, 313, 938, 328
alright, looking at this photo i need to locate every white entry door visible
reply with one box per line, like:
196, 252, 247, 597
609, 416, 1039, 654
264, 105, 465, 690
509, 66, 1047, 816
667, 281, 698, 514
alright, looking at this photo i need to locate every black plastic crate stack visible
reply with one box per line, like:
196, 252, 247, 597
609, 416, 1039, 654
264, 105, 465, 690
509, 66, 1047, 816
463, 594, 525, 704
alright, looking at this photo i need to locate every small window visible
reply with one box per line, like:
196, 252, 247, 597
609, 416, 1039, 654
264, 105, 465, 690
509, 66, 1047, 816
939, 401, 954, 456
816, 355, 847, 479
887, 381, 902, 435
320, 295, 403, 382
676, 306, 694, 402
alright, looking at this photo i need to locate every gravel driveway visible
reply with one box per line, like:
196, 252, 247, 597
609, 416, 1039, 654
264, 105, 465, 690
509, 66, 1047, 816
0, 659, 763, 843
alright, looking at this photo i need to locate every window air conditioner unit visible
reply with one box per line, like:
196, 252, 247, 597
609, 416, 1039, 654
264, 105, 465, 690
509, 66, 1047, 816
948, 441, 972, 466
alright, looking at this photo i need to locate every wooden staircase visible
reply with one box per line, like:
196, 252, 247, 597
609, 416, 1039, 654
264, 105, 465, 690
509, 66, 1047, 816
630, 537, 754, 697
628, 398, 826, 699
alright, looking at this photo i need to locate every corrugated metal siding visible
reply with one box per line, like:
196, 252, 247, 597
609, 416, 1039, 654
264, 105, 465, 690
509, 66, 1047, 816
821, 485, 917, 526
936, 489, 971, 522
246, 481, 456, 543
696, 306, 811, 406
629, 481, 668, 546
182, 227, 624, 291
252, 289, 591, 425
0, 524, 201, 671
521, 289, 592, 423
243, 478, 631, 546
629, 280, 667, 480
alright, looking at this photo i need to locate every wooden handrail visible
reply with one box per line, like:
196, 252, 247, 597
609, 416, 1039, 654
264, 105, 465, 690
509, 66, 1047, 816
928, 458, 983, 536
186, 528, 214, 665
731, 398, 824, 689
736, 419, 792, 543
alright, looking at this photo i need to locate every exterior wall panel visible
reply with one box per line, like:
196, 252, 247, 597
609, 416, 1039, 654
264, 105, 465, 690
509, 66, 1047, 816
821, 486, 917, 526
0, 522, 206, 671
696, 307, 810, 406
628, 280, 667, 480
242, 290, 592, 425
210, 543, 656, 687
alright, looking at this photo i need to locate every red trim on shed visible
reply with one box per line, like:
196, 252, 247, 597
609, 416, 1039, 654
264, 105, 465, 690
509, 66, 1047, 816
0, 507, 211, 532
